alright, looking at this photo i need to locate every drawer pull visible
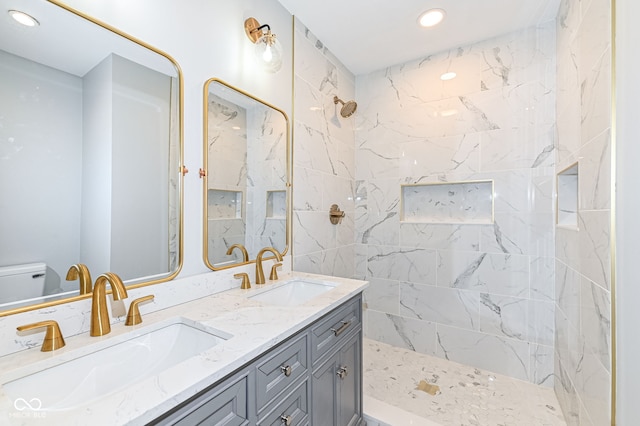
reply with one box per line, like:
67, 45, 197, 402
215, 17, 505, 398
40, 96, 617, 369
331, 320, 351, 336
280, 414, 292, 425
337, 365, 348, 379
281, 365, 292, 377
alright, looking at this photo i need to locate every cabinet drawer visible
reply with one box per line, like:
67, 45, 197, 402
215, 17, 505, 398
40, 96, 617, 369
257, 379, 309, 426
310, 296, 361, 363
256, 333, 308, 412
155, 372, 251, 426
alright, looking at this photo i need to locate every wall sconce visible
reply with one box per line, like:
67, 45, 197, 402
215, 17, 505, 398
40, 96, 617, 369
244, 17, 283, 73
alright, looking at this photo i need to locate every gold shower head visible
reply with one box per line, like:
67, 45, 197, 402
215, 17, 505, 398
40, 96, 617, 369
333, 96, 358, 118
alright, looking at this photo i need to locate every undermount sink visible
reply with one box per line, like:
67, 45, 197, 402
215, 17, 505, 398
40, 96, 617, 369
248, 279, 337, 306
2, 317, 231, 411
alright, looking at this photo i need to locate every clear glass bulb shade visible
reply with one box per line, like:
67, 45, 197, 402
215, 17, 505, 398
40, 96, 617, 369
255, 32, 283, 73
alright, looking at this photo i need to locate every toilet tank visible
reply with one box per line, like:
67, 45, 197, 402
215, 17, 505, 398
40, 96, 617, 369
0, 263, 47, 305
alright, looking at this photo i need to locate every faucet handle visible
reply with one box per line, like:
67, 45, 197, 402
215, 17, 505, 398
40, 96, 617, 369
17, 320, 66, 352
234, 273, 251, 289
269, 263, 282, 281
125, 295, 155, 326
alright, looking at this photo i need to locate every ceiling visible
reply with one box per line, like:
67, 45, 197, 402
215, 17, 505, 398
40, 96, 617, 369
0, 0, 176, 77
277, 0, 561, 75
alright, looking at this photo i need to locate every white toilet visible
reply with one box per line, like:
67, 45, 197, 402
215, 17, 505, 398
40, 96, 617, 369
0, 263, 47, 305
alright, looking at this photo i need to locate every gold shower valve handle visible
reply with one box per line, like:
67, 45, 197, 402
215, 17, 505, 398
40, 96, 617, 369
125, 295, 155, 326
17, 320, 66, 352
234, 273, 251, 289
270, 263, 282, 281
329, 204, 345, 225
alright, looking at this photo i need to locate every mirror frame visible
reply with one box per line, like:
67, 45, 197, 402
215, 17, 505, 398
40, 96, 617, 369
202, 78, 291, 270
0, 0, 185, 317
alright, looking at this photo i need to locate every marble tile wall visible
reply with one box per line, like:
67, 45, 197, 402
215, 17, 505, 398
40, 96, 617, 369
245, 107, 288, 258
554, 0, 612, 424
292, 18, 356, 279
355, 23, 558, 386
206, 94, 248, 265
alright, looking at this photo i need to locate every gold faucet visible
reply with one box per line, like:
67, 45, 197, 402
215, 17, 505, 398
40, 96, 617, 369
255, 247, 283, 284
91, 272, 128, 336
66, 263, 93, 295
226, 244, 249, 262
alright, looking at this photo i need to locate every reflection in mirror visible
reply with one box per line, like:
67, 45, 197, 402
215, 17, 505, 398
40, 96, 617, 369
204, 79, 289, 270
0, 0, 183, 314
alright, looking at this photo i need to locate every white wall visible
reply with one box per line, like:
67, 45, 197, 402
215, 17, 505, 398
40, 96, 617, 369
60, 0, 294, 277
615, 0, 640, 423
81, 55, 114, 276
0, 49, 83, 293
111, 54, 171, 280
0, 0, 294, 356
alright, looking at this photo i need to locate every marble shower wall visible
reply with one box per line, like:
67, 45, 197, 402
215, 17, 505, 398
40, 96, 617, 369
555, 0, 612, 424
206, 95, 248, 265
292, 18, 356, 278
355, 24, 558, 386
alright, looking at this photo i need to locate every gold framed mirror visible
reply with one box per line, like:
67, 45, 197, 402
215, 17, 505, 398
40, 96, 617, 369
203, 78, 290, 270
0, 0, 184, 316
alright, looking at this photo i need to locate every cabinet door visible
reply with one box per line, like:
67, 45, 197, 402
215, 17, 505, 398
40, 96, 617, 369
311, 352, 339, 426
336, 332, 361, 426
311, 331, 362, 426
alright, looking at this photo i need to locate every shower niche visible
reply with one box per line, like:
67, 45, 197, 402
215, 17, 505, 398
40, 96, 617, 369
556, 163, 579, 229
400, 180, 494, 224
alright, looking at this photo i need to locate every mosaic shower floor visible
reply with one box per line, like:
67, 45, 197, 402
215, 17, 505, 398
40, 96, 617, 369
362, 339, 566, 426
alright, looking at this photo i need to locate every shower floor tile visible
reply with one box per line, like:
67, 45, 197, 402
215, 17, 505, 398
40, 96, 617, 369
363, 338, 566, 426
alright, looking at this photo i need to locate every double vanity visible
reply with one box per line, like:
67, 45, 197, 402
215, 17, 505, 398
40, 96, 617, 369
0, 273, 367, 425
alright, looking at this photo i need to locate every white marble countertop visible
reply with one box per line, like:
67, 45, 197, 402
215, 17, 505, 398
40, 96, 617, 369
0, 272, 368, 425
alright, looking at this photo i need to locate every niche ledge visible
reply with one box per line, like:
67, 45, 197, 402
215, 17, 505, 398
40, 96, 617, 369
208, 189, 243, 219
556, 162, 578, 230
266, 190, 286, 219
401, 180, 494, 225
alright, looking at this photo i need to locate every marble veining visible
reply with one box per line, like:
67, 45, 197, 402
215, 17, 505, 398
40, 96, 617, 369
357, 19, 558, 384
292, 19, 357, 281
363, 339, 566, 426
554, 0, 613, 423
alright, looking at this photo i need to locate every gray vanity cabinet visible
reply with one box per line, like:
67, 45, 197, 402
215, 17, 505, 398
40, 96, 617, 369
150, 295, 362, 426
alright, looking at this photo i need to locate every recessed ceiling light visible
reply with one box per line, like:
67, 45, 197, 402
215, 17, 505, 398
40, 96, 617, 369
9, 10, 39, 27
418, 9, 445, 28
440, 72, 457, 81
440, 109, 459, 117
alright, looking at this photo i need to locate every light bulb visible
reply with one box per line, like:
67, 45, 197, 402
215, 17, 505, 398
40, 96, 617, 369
254, 33, 283, 73
418, 9, 445, 28
440, 72, 457, 81
9, 10, 39, 27
263, 44, 273, 62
